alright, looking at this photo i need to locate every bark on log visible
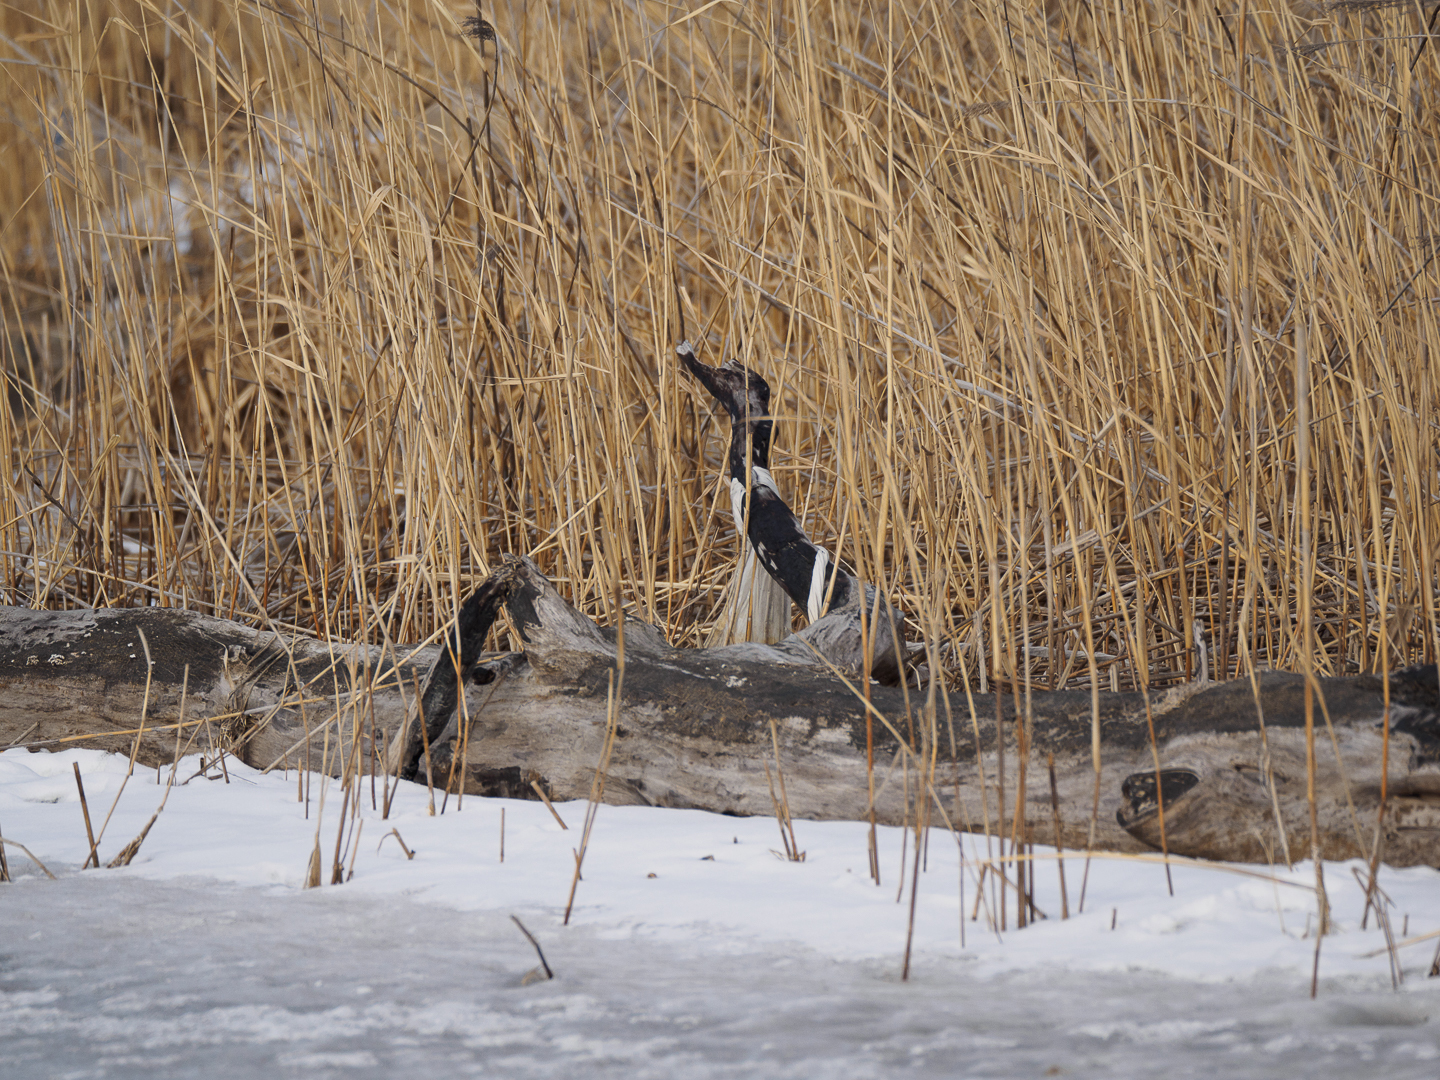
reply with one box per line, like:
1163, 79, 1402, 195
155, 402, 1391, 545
1, 562, 1436, 867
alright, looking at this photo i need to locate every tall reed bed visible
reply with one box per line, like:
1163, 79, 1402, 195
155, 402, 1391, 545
1, 0, 1435, 694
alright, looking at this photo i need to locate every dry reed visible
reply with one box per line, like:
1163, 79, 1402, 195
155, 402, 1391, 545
2, 0, 1435, 680
1, 2, 1436, 931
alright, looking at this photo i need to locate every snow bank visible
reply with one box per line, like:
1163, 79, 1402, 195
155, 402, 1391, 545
3, 747, 1436, 984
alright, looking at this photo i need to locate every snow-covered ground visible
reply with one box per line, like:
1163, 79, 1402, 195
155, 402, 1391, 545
2, 747, 1437, 1078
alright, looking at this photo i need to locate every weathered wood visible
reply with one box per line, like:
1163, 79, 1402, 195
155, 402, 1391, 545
1, 568, 1437, 867
0, 604, 427, 775
702, 543, 793, 648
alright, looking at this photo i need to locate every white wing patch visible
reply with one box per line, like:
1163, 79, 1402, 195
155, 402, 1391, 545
729, 477, 746, 537
750, 466, 779, 496
807, 548, 830, 623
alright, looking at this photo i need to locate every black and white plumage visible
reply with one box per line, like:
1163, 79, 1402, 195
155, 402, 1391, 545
678, 341, 904, 683
677, 341, 851, 620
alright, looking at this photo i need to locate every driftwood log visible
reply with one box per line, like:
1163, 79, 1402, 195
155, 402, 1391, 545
1, 558, 1437, 867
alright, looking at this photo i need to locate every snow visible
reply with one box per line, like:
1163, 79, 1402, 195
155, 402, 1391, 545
2, 746, 1438, 1078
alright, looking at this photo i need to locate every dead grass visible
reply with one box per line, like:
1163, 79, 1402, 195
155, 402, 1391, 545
0, 0, 1435, 694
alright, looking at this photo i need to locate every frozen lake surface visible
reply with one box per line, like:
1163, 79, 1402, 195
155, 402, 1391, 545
2, 749, 1438, 1078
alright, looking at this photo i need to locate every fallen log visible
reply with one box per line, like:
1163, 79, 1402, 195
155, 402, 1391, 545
1, 560, 1436, 867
